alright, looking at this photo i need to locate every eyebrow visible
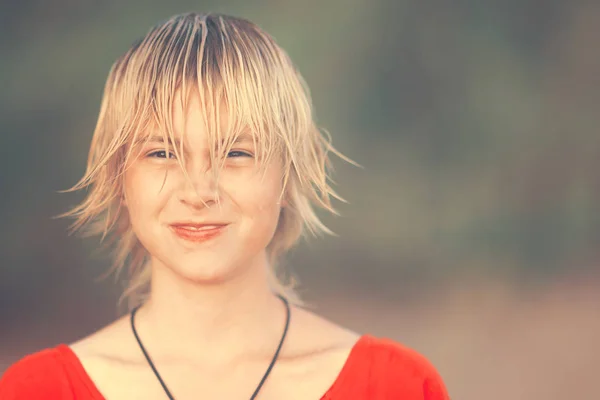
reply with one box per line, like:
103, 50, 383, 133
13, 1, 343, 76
137, 132, 255, 146
136, 135, 181, 146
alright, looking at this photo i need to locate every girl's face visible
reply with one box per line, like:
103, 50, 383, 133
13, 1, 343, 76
122, 91, 284, 285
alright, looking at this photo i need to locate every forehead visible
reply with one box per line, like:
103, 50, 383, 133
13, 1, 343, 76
172, 89, 229, 135
141, 88, 256, 146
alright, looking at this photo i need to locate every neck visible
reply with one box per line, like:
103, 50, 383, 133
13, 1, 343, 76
133, 253, 287, 363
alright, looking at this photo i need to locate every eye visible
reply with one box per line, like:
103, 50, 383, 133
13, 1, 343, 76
148, 150, 176, 159
227, 150, 253, 158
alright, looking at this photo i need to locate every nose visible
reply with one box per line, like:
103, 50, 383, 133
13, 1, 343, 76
176, 160, 220, 208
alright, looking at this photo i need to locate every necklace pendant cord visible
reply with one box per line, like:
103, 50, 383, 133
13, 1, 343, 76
130, 294, 291, 400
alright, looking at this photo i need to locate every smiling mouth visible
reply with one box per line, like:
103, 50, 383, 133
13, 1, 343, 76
170, 224, 228, 242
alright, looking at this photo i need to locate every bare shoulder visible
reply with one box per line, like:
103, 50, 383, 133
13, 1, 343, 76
283, 310, 450, 399
69, 313, 141, 371
255, 304, 361, 398
282, 304, 360, 363
71, 314, 126, 352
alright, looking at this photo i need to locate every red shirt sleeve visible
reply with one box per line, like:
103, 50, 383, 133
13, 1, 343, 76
368, 337, 450, 400
423, 371, 450, 400
0, 348, 75, 400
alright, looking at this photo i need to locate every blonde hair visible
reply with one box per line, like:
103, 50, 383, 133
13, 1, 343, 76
60, 12, 352, 310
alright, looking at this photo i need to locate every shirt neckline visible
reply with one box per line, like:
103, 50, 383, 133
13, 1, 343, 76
55, 334, 374, 399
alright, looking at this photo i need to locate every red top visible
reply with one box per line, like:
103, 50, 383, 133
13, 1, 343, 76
0, 335, 449, 399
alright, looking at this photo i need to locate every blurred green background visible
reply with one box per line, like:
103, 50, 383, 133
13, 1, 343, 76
2, 0, 600, 398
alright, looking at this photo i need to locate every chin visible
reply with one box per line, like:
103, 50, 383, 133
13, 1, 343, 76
167, 257, 242, 285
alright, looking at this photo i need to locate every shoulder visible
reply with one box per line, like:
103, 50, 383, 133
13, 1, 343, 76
356, 336, 450, 400
362, 336, 441, 375
287, 307, 450, 399
69, 313, 138, 363
0, 346, 74, 399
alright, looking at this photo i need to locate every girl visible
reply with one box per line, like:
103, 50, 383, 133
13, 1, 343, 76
0, 12, 449, 400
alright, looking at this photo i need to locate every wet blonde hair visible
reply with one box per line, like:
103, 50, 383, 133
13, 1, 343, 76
61, 12, 351, 309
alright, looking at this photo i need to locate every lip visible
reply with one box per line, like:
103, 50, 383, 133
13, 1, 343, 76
169, 223, 228, 243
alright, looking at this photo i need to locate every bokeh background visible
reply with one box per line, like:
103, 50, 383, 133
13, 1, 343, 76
2, 0, 600, 398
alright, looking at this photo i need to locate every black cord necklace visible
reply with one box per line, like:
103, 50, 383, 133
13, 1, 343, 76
130, 294, 291, 400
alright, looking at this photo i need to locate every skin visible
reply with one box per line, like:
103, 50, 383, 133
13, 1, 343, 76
70, 90, 359, 399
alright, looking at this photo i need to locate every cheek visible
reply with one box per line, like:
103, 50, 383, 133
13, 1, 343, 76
223, 171, 283, 220
123, 167, 171, 219
122, 171, 146, 230
123, 169, 146, 210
